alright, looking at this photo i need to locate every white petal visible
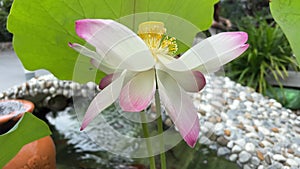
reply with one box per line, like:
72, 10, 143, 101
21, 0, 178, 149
157, 70, 200, 147
119, 70, 155, 112
194, 44, 249, 73
81, 70, 127, 130
90, 59, 116, 74
75, 19, 155, 71
69, 42, 101, 60
157, 63, 206, 92
69, 43, 116, 74
158, 32, 248, 73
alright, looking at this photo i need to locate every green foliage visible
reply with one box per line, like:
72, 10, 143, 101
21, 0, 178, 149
225, 16, 299, 94
0, 0, 13, 42
266, 87, 300, 110
220, 0, 270, 21
7, 0, 216, 83
0, 112, 51, 167
270, 0, 300, 64
221, 1, 300, 66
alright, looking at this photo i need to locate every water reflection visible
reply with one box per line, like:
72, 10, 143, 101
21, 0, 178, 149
46, 99, 238, 169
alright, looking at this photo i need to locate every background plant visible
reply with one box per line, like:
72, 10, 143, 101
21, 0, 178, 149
220, 0, 270, 23
0, 0, 13, 42
225, 15, 299, 94
221, 0, 300, 64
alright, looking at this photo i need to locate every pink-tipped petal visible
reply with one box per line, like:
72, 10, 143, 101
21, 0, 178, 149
157, 70, 200, 147
192, 71, 206, 91
119, 70, 155, 112
81, 70, 127, 130
157, 63, 206, 92
195, 44, 249, 73
208, 32, 248, 51
158, 32, 249, 73
75, 19, 155, 71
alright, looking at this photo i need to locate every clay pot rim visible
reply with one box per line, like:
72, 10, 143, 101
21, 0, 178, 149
0, 99, 35, 124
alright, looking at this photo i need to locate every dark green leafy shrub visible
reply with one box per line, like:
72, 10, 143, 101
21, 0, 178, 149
225, 16, 299, 94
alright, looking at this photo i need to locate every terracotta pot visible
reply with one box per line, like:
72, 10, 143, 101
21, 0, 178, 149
0, 99, 56, 169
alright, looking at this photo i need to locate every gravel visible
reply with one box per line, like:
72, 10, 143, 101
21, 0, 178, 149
1, 74, 300, 168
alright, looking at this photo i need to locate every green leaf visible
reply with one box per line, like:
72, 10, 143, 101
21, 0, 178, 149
0, 113, 51, 167
7, 0, 216, 82
270, 0, 300, 64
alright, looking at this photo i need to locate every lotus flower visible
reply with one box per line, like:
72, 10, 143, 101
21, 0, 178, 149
69, 19, 248, 147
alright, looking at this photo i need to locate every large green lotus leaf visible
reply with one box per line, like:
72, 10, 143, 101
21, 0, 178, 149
0, 113, 51, 167
270, 0, 300, 64
7, 0, 217, 82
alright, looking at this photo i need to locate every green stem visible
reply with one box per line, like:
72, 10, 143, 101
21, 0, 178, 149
154, 89, 167, 169
141, 111, 156, 169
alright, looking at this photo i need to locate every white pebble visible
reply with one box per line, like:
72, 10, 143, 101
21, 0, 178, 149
257, 165, 264, 169
49, 87, 56, 94
42, 88, 49, 94
259, 127, 270, 136
273, 154, 286, 162
239, 151, 251, 163
227, 140, 234, 148
86, 81, 96, 90
273, 102, 282, 108
286, 159, 297, 167
235, 139, 246, 147
232, 145, 242, 153
229, 154, 238, 161
245, 143, 255, 152
63, 90, 69, 97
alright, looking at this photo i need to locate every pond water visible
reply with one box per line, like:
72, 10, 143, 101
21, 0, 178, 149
41, 97, 238, 169
53, 125, 238, 169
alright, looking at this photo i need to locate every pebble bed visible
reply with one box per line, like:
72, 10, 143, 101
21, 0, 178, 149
194, 76, 300, 169
1, 75, 300, 169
